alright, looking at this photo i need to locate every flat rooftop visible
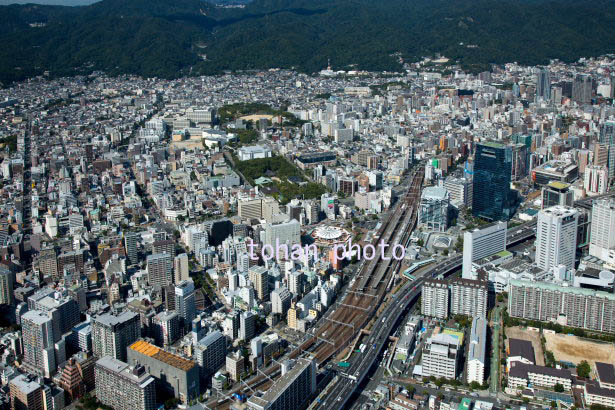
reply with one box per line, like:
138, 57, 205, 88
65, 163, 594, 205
129, 340, 196, 372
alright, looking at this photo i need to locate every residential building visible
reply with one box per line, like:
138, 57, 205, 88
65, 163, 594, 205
194, 331, 226, 381
271, 286, 292, 315
422, 333, 460, 379
95, 356, 156, 410
535, 206, 578, 272
91, 311, 140, 361
467, 317, 487, 385
173, 253, 189, 283
584, 165, 608, 195
146, 253, 173, 288
10, 374, 43, 410
21, 310, 57, 377
450, 278, 488, 318
421, 280, 449, 319
508, 363, 572, 390
589, 199, 615, 265
247, 358, 317, 410
174, 280, 196, 330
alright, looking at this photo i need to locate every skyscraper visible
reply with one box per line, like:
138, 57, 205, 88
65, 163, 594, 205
173, 253, 189, 283
536, 68, 551, 101
589, 199, 615, 264
239, 311, 256, 342
572, 74, 592, 104
472, 142, 513, 221
0, 266, 14, 305
21, 310, 57, 377
91, 311, 140, 361
536, 206, 579, 272
124, 232, 139, 266
146, 253, 173, 288
174, 280, 196, 330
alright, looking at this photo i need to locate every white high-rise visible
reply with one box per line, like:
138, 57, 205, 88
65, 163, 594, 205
462, 221, 507, 279
536, 206, 579, 272
584, 165, 608, 195
589, 199, 615, 265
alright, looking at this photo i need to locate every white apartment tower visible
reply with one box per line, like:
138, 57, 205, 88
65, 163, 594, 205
536, 206, 579, 272
589, 199, 615, 265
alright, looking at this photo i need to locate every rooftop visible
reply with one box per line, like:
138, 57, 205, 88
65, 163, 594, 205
129, 340, 196, 372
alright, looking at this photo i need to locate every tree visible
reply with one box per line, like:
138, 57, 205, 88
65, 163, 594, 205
553, 383, 564, 393
470, 381, 481, 390
577, 360, 591, 378
551, 401, 557, 409
417, 239, 424, 247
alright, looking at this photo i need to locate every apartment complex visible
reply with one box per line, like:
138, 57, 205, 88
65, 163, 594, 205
508, 279, 615, 332
95, 356, 156, 410
92, 311, 141, 361
449, 278, 488, 318
421, 280, 449, 319
467, 318, 487, 385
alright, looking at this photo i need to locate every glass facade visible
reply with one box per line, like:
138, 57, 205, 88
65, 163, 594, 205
472, 142, 513, 221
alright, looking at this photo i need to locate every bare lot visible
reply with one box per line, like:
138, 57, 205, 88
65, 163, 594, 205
544, 332, 615, 368
505, 326, 545, 366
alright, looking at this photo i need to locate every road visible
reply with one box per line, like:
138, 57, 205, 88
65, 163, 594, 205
313, 222, 538, 410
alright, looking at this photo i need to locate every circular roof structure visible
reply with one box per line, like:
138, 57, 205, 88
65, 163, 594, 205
314, 226, 344, 240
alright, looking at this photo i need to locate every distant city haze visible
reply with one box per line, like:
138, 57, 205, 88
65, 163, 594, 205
0, 0, 98, 5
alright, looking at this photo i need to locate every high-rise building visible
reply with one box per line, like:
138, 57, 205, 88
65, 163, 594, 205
153, 239, 175, 259
421, 279, 449, 319
194, 331, 226, 381
95, 356, 156, 410
174, 280, 196, 330
418, 187, 449, 232
152, 311, 180, 347
247, 358, 317, 410
249, 266, 269, 301
422, 333, 460, 379
92, 311, 140, 361
271, 286, 292, 315
589, 199, 615, 264
585, 165, 609, 195
28, 288, 81, 337
467, 317, 487, 385
508, 279, 615, 332
124, 232, 139, 266
442, 177, 473, 208
0, 266, 14, 305
536, 206, 579, 272
240, 311, 256, 342
127, 340, 200, 404
21, 310, 57, 377
462, 221, 507, 279
536, 68, 551, 101
450, 278, 488, 318
472, 142, 513, 221
173, 253, 189, 283
146, 253, 173, 288
572, 74, 593, 104
223, 311, 240, 340
541, 181, 574, 209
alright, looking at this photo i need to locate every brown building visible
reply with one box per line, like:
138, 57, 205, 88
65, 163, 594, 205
10, 375, 43, 410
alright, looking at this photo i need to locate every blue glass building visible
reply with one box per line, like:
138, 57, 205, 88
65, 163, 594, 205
472, 142, 513, 221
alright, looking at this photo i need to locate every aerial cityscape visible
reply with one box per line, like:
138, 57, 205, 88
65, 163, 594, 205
1, 1, 615, 410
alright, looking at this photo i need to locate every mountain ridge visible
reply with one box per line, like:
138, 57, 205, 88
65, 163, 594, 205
1, 0, 615, 85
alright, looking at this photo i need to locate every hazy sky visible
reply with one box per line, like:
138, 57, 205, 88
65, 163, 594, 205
0, 0, 99, 5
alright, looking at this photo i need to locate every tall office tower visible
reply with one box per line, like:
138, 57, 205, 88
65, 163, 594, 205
91, 311, 140, 361
572, 74, 593, 104
263, 219, 301, 249
508, 279, 615, 332
418, 187, 450, 232
247, 358, 317, 410
472, 143, 513, 221
536, 68, 551, 101
511, 143, 529, 181
10, 374, 44, 410
450, 278, 488, 318
0, 266, 13, 305
173, 253, 189, 283
152, 311, 180, 347
271, 286, 292, 315
28, 289, 81, 337
174, 280, 196, 330
248, 266, 269, 301
146, 253, 173, 288
422, 333, 460, 379
95, 357, 156, 410
589, 199, 615, 264
124, 232, 139, 265
600, 121, 615, 177
421, 279, 449, 319
467, 317, 487, 385
462, 221, 507, 279
127, 340, 200, 405
541, 182, 574, 209
22, 310, 57, 377
536, 206, 579, 272
194, 331, 227, 382
239, 311, 256, 342
584, 165, 609, 195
